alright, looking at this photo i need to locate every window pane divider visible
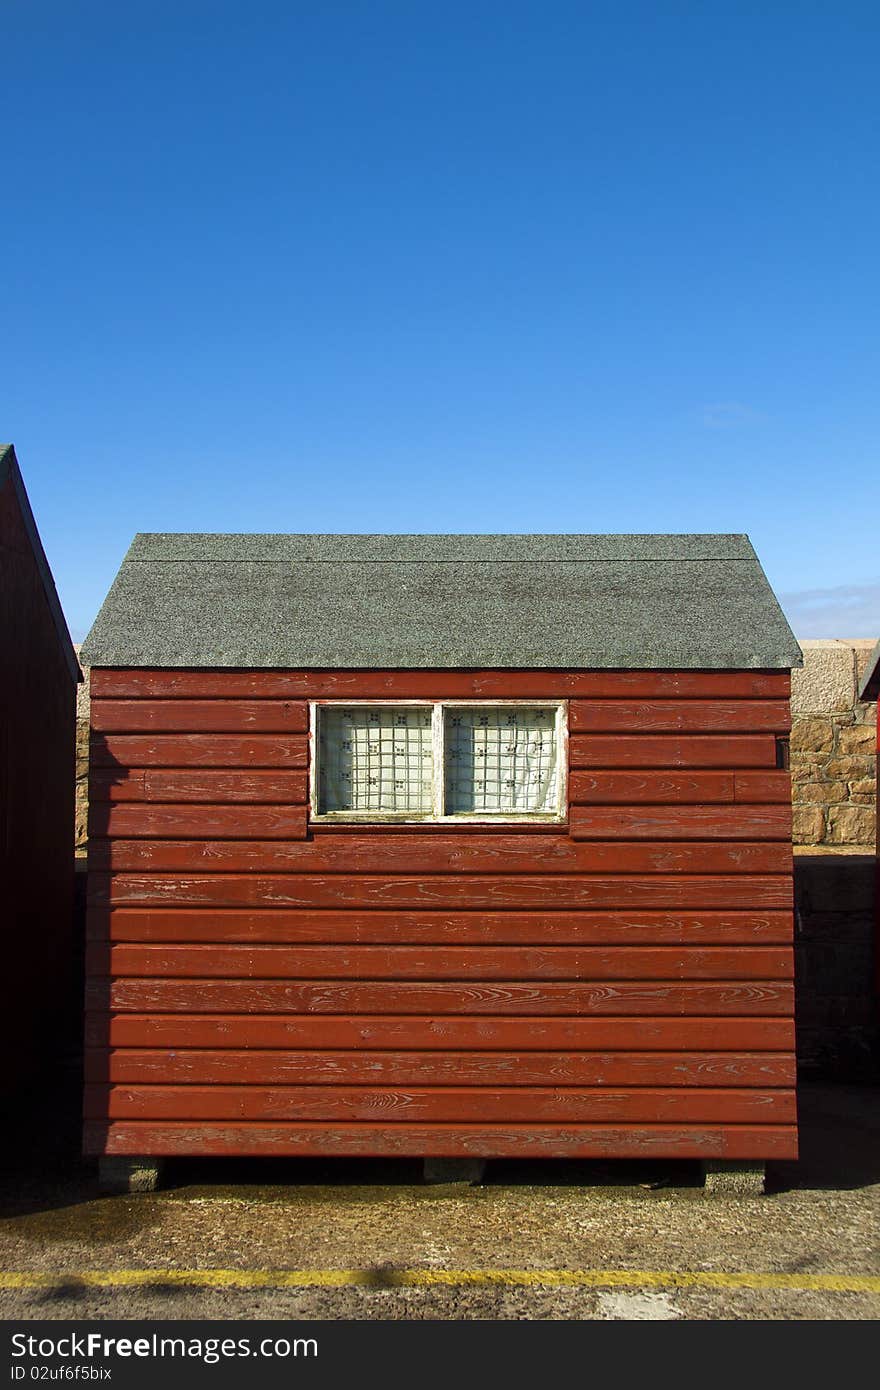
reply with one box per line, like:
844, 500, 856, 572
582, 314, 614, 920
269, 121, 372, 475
431, 703, 445, 820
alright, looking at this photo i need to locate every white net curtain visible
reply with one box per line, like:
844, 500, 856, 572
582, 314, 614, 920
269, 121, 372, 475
443, 706, 559, 814
318, 704, 560, 816
318, 706, 434, 813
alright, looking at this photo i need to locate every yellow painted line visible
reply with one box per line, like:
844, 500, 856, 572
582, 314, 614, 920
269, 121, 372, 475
1, 1268, 879, 1293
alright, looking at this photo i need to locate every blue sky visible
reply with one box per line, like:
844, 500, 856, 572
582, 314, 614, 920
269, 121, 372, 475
3, 2, 879, 641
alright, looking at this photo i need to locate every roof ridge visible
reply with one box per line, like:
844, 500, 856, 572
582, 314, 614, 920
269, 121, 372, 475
128, 555, 761, 565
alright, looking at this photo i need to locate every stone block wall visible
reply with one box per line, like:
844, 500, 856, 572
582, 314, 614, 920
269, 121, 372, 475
791, 640, 877, 848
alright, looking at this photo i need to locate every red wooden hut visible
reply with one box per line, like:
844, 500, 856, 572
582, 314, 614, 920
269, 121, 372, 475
80, 533, 802, 1191
1, 444, 82, 1094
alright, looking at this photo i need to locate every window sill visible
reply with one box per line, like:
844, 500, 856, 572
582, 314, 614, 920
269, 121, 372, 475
309, 812, 567, 826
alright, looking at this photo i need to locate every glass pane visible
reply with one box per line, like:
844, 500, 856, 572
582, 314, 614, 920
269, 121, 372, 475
318, 706, 434, 813
444, 707, 559, 814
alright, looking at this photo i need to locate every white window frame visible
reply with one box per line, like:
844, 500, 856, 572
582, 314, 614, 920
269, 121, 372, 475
309, 699, 568, 825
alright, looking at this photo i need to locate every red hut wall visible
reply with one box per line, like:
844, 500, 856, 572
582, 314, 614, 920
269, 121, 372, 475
84, 667, 797, 1160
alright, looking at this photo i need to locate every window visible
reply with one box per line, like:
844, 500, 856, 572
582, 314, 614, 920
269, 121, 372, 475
311, 701, 567, 822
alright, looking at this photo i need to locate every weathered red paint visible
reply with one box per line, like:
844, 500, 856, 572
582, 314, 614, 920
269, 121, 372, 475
86, 1012, 796, 1052
87, 905, 794, 942
87, 838, 792, 875
86, 1049, 796, 1087
87, 942, 793, 982
85, 1084, 797, 1125
91, 669, 792, 700
85, 1119, 799, 1160
84, 668, 797, 1160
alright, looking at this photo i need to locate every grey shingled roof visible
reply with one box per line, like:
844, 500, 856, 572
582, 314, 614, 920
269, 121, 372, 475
79, 532, 802, 670
1, 445, 82, 684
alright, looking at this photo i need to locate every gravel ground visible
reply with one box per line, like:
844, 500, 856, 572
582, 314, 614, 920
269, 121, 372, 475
1, 1069, 878, 1321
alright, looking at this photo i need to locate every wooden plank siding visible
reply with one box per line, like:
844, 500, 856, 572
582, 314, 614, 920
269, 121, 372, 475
84, 1049, 796, 1086
87, 943, 792, 980
83, 1120, 798, 1159
84, 1014, 795, 1050
85, 667, 797, 1161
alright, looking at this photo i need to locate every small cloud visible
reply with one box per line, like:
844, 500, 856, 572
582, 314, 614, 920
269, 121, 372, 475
700, 402, 766, 429
780, 581, 880, 639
